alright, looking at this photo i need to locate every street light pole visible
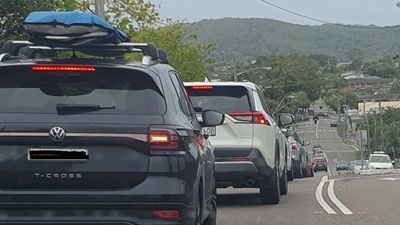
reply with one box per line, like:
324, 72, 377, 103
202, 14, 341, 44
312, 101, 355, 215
94, 0, 105, 18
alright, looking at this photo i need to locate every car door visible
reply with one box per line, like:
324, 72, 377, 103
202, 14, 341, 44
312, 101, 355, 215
255, 88, 285, 173
169, 73, 214, 195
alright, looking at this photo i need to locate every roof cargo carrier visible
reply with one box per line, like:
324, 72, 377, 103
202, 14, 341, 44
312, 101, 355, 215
24, 11, 131, 47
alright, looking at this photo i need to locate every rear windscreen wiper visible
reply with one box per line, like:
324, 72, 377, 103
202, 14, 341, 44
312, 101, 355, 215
56, 104, 116, 114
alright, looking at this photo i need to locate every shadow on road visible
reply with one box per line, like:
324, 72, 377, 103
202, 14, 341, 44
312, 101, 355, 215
217, 192, 261, 206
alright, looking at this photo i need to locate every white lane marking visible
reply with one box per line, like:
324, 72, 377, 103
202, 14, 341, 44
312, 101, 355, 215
327, 180, 353, 215
380, 177, 400, 181
315, 120, 319, 141
350, 145, 360, 151
315, 176, 337, 214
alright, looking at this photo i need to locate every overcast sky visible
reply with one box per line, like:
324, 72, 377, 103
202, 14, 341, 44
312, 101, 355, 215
150, 0, 400, 26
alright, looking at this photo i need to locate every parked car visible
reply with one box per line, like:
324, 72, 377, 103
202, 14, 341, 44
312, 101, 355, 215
368, 151, 394, 170
304, 152, 315, 177
352, 160, 368, 173
282, 128, 308, 179
313, 155, 328, 172
336, 160, 349, 171
185, 82, 295, 204
0, 35, 225, 224
330, 120, 338, 127
282, 131, 294, 181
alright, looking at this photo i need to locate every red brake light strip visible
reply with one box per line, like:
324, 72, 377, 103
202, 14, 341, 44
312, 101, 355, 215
32, 65, 96, 72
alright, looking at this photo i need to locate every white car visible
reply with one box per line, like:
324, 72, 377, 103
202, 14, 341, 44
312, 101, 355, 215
368, 151, 393, 170
185, 82, 294, 204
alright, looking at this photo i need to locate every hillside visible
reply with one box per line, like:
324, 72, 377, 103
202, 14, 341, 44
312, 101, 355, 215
193, 18, 400, 62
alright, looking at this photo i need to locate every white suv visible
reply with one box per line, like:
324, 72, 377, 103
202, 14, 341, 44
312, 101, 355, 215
368, 151, 393, 170
185, 82, 294, 204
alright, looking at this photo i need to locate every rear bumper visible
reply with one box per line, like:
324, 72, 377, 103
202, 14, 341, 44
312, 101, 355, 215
0, 175, 198, 225
314, 164, 327, 171
0, 204, 196, 225
214, 149, 274, 188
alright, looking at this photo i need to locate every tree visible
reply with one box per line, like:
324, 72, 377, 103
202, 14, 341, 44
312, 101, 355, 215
0, 0, 61, 44
345, 48, 363, 70
135, 23, 214, 81
105, 0, 160, 33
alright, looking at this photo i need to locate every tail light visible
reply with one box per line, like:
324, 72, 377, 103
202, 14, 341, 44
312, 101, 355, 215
32, 65, 96, 72
153, 210, 180, 220
291, 143, 297, 151
228, 111, 270, 125
149, 128, 179, 151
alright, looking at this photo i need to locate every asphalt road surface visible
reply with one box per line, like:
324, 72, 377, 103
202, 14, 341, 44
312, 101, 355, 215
216, 117, 400, 225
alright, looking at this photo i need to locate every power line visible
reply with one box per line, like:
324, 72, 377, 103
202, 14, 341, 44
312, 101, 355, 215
258, 0, 400, 30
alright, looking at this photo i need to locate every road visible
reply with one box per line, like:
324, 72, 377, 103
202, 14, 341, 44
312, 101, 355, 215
297, 117, 358, 173
216, 117, 400, 225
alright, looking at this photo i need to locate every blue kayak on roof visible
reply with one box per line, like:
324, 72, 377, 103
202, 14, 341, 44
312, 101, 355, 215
24, 11, 130, 47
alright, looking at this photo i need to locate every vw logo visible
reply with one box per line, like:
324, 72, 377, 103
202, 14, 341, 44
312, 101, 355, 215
49, 127, 66, 141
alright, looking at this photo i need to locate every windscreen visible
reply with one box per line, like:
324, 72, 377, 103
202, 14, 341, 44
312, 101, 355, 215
370, 155, 391, 163
186, 85, 251, 113
0, 66, 166, 115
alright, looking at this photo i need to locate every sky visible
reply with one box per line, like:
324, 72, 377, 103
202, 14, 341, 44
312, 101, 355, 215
150, 0, 400, 26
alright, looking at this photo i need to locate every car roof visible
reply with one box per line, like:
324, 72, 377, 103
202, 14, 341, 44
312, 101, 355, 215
184, 81, 259, 90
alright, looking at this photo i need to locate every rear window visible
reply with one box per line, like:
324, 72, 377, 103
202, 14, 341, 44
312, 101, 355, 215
0, 66, 166, 115
186, 85, 251, 113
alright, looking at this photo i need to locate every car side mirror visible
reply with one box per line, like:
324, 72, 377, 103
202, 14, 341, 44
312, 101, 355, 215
278, 113, 295, 128
202, 110, 225, 127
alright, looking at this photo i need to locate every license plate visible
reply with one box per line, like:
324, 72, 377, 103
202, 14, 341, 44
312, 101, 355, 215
28, 148, 88, 161
202, 127, 216, 136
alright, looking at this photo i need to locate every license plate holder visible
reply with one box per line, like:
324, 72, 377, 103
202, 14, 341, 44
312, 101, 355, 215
28, 148, 88, 161
202, 127, 216, 136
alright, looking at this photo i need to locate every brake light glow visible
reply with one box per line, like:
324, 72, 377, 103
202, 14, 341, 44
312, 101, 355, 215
191, 85, 213, 91
228, 111, 270, 125
149, 128, 179, 151
153, 210, 180, 220
32, 65, 96, 72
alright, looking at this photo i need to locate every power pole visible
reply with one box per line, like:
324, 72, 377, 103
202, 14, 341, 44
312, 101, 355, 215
379, 101, 384, 151
94, 0, 105, 18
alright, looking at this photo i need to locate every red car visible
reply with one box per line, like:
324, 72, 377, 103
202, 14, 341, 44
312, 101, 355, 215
313, 155, 328, 172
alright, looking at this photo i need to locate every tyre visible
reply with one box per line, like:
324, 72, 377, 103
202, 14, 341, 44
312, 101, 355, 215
202, 186, 217, 225
280, 162, 288, 195
194, 185, 202, 225
293, 160, 303, 178
287, 163, 294, 181
260, 152, 280, 205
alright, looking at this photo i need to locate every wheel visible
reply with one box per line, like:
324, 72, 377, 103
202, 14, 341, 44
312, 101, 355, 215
280, 162, 288, 195
287, 163, 294, 181
293, 160, 303, 178
202, 186, 217, 225
194, 185, 202, 225
260, 153, 280, 205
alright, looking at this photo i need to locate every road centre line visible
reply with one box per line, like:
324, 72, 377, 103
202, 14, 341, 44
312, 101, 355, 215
315, 176, 337, 214
327, 180, 353, 215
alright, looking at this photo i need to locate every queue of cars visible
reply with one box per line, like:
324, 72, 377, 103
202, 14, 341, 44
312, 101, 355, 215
185, 82, 296, 204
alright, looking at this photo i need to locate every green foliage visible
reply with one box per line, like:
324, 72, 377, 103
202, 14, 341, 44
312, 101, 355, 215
193, 18, 400, 63
0, 0, 60, 44
363, 57, 400, 78
361, 108, 400, 156
345, 48, 363, 70
105, 0, 160, 33
134, 23, 214, 81
290, 91, 311, 110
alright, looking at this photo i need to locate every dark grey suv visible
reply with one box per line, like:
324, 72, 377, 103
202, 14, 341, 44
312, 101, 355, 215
0, 41, 224, 225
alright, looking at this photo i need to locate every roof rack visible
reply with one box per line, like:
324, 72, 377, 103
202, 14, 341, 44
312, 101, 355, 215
0, 40, 169, 65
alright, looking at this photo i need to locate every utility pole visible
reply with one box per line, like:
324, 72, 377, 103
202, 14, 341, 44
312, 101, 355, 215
94, 0, 105, 18
379, 101, 384, 151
